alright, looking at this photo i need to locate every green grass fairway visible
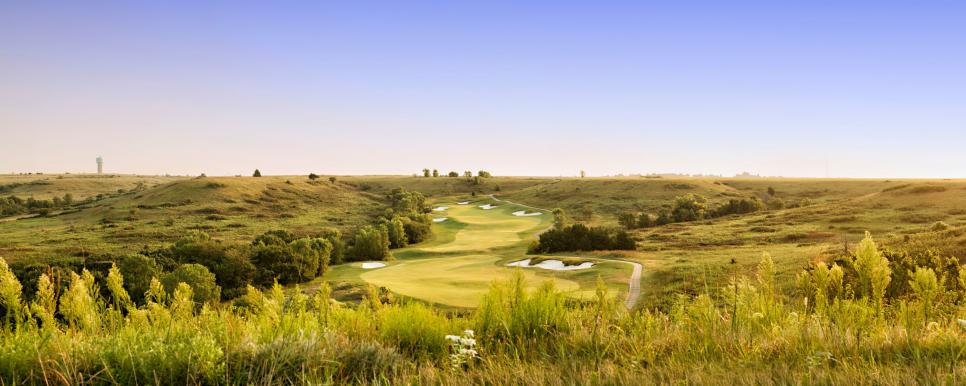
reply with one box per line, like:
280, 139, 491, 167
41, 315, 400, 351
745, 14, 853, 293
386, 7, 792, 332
326, 199, 628, 307
360, 254, 579, 308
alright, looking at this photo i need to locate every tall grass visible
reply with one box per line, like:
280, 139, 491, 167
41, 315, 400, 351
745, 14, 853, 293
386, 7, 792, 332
1, 238, 965, 384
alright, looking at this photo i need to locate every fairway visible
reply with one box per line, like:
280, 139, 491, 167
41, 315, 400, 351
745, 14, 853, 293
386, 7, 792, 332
341, 199, 615, 307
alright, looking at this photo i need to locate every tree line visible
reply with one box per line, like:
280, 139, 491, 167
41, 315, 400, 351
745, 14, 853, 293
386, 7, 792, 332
0, 193, 75, 216
421, 169, 492, 178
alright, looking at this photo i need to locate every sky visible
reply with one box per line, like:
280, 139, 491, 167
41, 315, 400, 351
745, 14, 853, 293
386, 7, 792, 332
1, 1, 965, 178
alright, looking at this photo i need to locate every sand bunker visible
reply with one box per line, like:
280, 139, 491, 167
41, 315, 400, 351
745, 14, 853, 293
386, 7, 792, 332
512, 210, 542, 217
433, 217, 448, 223
457, 201, 470, 205
507, 259, 594, 271
361, 262, 386, 269
433, 206, 448, 212
479, 204, 497, 210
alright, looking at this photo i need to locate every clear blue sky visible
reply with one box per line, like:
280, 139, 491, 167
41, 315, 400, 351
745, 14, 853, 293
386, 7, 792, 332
2, 1, 964, 177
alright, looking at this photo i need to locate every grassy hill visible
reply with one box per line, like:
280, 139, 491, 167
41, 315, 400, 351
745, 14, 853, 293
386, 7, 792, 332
0, 175, 385, 263
0, 174, 183, 201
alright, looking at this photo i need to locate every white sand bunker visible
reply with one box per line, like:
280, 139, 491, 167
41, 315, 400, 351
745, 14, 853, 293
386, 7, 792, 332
512, 210, 542, 217
479, 204, 497, 210
360, 262, 386, 269
507, 259, 594, 271
433, 206, 449, 212
457, 201, 471, 205
433, 217, 448, 223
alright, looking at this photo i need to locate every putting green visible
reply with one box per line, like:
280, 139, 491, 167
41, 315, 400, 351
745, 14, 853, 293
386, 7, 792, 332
357, 201, 582, 307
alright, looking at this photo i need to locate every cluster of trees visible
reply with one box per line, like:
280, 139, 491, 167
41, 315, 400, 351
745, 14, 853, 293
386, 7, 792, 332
6, 227, 348, 307
618, 194, 767, 230
421, 169, 492, 178
528, 208, 635, 253
529, 223, 635, 253
0, 193, 75, 216
163, 229, 344, 299
348, 188, 434, 261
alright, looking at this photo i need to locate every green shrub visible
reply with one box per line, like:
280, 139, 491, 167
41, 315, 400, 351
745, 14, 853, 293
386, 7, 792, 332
161, 264, 221, 305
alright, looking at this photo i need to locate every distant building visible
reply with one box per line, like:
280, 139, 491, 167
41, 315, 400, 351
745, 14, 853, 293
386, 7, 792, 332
96, 156, 103, 174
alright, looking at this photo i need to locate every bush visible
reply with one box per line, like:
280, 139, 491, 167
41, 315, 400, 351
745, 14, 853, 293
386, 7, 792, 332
170, 232, 254, 299
116, 254, 160, 304
161, 264, 221, 305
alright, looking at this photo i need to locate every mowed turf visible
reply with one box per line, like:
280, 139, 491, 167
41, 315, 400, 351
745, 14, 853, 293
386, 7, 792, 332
351, 201, 591, 307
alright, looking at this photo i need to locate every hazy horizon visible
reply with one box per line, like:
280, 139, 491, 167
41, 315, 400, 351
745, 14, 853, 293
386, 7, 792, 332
2, 2, 965, 178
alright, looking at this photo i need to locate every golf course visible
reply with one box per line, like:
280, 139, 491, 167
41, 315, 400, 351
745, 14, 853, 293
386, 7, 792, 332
322, 198, 636, 308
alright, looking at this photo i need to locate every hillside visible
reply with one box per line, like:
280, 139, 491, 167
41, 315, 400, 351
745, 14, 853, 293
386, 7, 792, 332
0, 176, 385, 263
0, 174, 183, 201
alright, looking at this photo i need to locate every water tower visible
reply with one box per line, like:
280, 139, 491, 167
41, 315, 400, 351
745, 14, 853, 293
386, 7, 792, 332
96, 156, 103, 174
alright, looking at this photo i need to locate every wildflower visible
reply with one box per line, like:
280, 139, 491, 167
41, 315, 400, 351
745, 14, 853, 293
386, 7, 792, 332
459, 337, 476, 346
445, 335, 461, 343
957, 319, 966, 331
463, 329, 474, 337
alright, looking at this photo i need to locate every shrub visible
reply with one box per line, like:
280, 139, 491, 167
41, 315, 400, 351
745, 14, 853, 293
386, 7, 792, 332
170, 233, 254, 299
116, 254, 160, 304
161, 264, 221, 305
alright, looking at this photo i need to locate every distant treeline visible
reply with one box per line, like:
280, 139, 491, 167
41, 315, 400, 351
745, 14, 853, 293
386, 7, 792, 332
0, 193, 75, 216
618, 192, 813, 230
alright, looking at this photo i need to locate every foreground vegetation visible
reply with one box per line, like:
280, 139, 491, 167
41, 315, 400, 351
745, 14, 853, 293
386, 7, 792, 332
1, 230, 965, 384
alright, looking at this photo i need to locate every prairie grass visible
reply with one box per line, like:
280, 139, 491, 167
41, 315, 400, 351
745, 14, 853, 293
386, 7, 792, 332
1, 251, 965, 384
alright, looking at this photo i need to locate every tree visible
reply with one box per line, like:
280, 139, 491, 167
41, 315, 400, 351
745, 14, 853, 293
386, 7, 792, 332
329, 176, 337, 183
318, 227, 346, 265
637, 213, 653, 228
580, 170, 586, 178
618, 212, 638, 230
671, 194, 707, 222
432, 169, 439, 177
423, 169, 431, 177
170, 232, 254, 299
308, 173, 320, 180
478, 170, 491, 178
116, 254, 160, 305
448, 171, 459, 177
161, 264, 221, 305
464, 171, 472, 178
552, 208, 568, 230
253, 169, 262, 177
351, 225, 391, 261
385, 216, 408, 248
